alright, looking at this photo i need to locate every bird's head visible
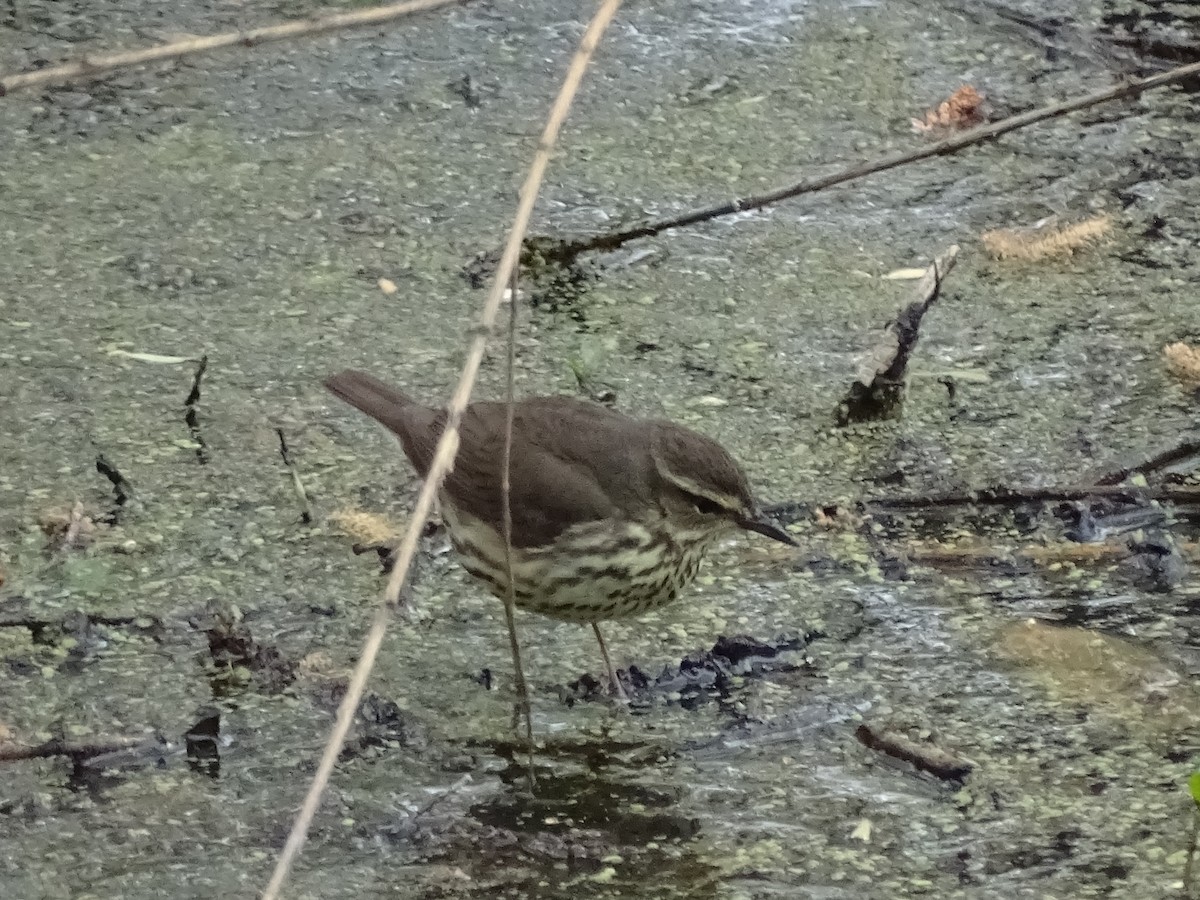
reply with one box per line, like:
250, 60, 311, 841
650, 423, 796, 546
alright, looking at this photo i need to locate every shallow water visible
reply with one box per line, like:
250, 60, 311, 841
2, 0, 1199, 897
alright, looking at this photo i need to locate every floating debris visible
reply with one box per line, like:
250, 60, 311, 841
981, 214, 1112, 262
911, 85, 986, 133
1164, 342, 1200, 387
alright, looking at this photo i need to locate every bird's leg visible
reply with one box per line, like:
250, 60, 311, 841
499, 595, 534, 759
591, 622, 629, 703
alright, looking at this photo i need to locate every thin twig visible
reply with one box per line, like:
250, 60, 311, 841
94, 453, 132, 508
94, 456, 131, 504
259, 3, 624, 897
501, 270, 535, 783
858, 485, 1200, 511
540, 60, 1200, 262
0, 736, 145, 763
1185, 803, 1199, 899
276, 428, 314, 525
1091, 437, 1200, 486
0, 0, 467, 96
387, 773, 474, 840
184, 354, 209, 464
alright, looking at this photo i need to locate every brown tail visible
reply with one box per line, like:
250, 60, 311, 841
324, 370, 420, 436
324, 370, 443, 475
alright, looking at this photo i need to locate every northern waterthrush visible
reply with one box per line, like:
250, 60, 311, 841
325, 369, 796, 697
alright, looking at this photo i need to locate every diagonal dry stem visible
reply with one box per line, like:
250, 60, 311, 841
260, 2, 625, 897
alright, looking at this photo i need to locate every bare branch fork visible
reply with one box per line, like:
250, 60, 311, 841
259, 2, 626, 897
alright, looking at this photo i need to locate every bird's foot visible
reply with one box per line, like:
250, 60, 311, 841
352, 539, 400, 572
602, 666, 632, 706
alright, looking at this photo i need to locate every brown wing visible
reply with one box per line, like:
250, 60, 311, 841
327, 372, 649, 548
445, 397, 652, 548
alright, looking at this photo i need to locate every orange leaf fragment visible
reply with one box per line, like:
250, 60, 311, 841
912, 85, 986, 133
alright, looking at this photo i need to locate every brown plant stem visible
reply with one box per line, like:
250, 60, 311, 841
501, 268, 536, 783
276, 428, 314, 525
1184, 804, 1199, 898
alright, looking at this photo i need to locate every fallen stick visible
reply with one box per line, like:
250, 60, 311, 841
0, 736, 146, 763
0, 612, 162, 632
1091, 436, 1200, 486
860, 484, 1200, 511
184, 355, 209, 464
906, 540, 1128, 568
904, 539, 1200, 567
276, 428, 314, 525
856, 723, 973, 782
0, 0, 468, 96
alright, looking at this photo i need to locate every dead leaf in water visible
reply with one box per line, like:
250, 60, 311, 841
299, 650, 351, 681
850, 818, 873, 842
37, 501, 98, 550
912, 85, 986, 133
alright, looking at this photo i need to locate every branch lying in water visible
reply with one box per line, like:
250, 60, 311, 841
0, 0, 468, 96
856, 723, 973, 783
528, 59, 1200, 264
0, 736, 148, 763
858, 485, 1200, 511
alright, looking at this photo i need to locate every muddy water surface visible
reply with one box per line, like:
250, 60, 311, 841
2, 1, 1200, 897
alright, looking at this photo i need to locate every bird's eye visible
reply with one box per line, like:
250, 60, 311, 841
691, 495, 724, 516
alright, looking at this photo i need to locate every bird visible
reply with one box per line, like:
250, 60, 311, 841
325, 369, 797, 699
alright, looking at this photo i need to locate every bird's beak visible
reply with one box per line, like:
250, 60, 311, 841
735, 509, 798, 546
